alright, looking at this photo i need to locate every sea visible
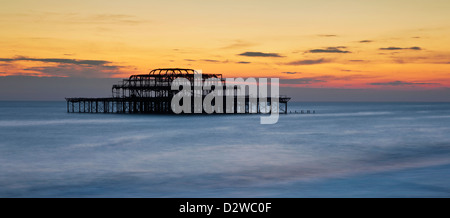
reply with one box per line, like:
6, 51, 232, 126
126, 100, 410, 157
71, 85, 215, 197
0, 101, 449, 197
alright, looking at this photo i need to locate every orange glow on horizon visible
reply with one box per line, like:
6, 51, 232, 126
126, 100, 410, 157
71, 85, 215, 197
1, 0, 449, 90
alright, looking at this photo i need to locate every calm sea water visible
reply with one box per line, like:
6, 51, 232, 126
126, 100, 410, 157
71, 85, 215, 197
1, 101, 450, 197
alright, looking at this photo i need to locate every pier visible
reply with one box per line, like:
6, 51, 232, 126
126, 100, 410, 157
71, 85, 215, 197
66, 68, 291, 114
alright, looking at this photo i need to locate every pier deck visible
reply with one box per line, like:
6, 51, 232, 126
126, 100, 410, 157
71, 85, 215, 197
66, 96, 291, 114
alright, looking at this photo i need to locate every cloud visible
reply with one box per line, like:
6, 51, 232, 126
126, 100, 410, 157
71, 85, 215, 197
307, 47, 351, 53
335, 74, 377, 80
285, 58, 329, 65
390, 55, 450, 64
238, 52, 283, 57
340, 69, 369, 73
0, 56, 127, 78
23, 65, 123, 78
318, 34, 337, 37
12, 12, 148, 26
369, 81, 439, 86
359, 40, 373, 43
184, 58, 247, 64
379, 47, 422, 51
0, 56, 111, 66
281, 75, 378, 86
184, 59, 230, 63
409, 47, 422, 50
201, 59, 220, 63
281, 72, 300, 74
88, 14, 145, 25
281, 78, 326, 84
222, 40, 256, 49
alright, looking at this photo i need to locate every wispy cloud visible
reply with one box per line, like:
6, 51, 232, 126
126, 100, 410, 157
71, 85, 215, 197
0, 56, 126, 78
359, 40, 373, 43
334, 74, 377, 81
280, 74, 378, 86
281, 72, 300, 75
285, 58, 330, 65
349, 60, 366, 62
23, 65, 123, 78
369, 81, 439, 86
317, 34, 338, 37
183, 59, 230, 63
183, 58, 250, 64
201, 59, 220, 63
307, 47, 351, 53
379, 47, 422, 51
222, 40, 256, 49
281, 77, 326, 84
238, 52, 284, 57
386, 53, 450, 64
8, 12, 148, 26
87, 14, 146, 25
0, 56, 111, 66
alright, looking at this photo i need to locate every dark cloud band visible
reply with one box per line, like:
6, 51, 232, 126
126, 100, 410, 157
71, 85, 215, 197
0, 56, 111, 66
238, 52, 283, 57
379, 47, 421, 50
308, 47, 351, 53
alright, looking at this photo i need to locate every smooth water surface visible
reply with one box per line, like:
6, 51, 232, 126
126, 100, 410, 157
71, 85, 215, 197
1, 101, 449, 197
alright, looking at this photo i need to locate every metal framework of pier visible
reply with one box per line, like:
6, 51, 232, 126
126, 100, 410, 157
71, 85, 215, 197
66, 68, 291, 114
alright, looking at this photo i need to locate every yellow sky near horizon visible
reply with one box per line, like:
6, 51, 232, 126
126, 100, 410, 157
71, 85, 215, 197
1, 0, 450, 89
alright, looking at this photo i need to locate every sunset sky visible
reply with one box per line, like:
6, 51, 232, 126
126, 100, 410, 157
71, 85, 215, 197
1, 0, 450, 100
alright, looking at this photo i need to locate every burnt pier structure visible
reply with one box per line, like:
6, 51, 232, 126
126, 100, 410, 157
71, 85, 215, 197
66, 68, 291, 114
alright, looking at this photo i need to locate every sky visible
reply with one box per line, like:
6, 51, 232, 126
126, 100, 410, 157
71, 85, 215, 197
0, 0, 450, 101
